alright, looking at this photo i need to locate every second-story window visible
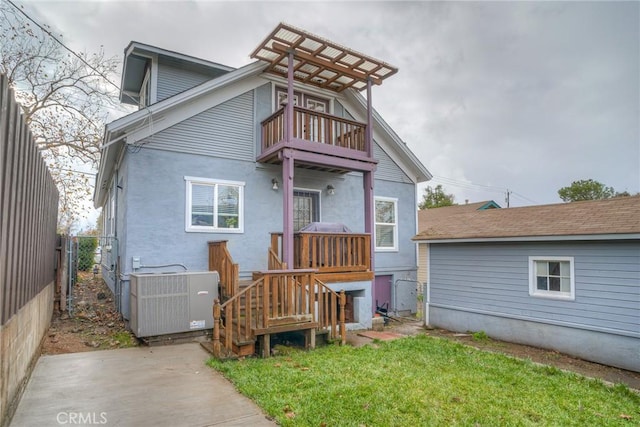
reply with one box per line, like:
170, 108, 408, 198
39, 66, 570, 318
275, 87, 328, 112
275, 87, 329, 143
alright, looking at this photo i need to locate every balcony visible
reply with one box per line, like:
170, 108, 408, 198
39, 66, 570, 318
258, 106, 375, 173
270, 232, 373, 283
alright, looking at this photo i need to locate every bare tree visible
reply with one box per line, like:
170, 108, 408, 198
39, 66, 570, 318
1, 1, 130, 230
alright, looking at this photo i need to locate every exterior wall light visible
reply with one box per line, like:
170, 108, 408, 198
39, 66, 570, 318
326, 184, 335, 195
272, 178, 279, 191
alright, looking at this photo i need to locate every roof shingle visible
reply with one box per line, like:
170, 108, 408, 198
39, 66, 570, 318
414, 196, 640, 241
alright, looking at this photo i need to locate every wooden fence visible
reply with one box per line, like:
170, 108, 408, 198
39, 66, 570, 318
0, 73, 59, 325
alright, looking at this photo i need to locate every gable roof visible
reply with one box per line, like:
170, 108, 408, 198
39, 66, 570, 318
120, 41, 235, 105
414, 196, 640, 242
94, 60, 267, 207
95, 28, 432, 207
417, 200, 500, 231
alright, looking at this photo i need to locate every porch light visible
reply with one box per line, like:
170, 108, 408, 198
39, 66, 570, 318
326, 185, 335, 196
272, 178, 279, 191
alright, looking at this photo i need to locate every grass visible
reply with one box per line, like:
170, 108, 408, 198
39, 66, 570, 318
109, 330, 137, 347
208, 335, 639, 426
472, 330, 489, 342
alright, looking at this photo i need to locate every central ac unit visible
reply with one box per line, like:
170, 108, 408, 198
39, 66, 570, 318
130, 271, 219, 337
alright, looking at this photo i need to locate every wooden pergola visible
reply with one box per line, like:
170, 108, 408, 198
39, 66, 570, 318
250, 23, 398, 273
251, 23, 398, 93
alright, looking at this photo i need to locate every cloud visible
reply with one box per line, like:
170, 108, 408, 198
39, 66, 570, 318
24, 0, 639, 209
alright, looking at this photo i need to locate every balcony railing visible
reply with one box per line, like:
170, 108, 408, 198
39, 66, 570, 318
271, 232, 371, 274
261, 106, 367, 153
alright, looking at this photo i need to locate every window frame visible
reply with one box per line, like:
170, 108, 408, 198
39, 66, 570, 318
184, 176, 245, 233
139, 67, 151, 109
274, 86, 330, 113
293, 188, 321, 232
374, 196, 398, 252
528, 256, 575, 301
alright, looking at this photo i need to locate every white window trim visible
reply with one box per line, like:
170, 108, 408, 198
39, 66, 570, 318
375, 196, 399, 252
528, 256, 575, 301
139, 68, 151, 109
184, 176, 245, 233
273, 84, 332, 114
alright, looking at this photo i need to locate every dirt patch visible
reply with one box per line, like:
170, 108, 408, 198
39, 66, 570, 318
380, 319, 640, 391
43, 272, 138, 355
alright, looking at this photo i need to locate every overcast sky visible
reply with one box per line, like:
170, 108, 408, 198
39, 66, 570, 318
22, 0, 640, 208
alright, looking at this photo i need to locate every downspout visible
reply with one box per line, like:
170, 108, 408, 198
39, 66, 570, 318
114, 166, 120, 313
425, 243, 431, 327
282, 49, 295, 268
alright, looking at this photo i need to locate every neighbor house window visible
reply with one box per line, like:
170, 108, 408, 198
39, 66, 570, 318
529, 256, 575, 300
185, 177, 244, 233
375, 197, 398, 251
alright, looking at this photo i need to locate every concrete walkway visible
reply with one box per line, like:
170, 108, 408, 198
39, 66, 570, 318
10, 343, 275, 427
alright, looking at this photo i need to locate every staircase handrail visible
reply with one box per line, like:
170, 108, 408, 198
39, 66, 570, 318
212, 269, 346, 359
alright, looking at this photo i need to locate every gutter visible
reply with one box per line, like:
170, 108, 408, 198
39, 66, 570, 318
413, 233, 640, 244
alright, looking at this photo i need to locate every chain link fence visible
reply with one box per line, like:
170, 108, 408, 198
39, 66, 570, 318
66, 236, 117, 315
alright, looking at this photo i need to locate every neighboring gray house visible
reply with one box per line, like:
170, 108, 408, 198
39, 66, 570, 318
414, 196, 640, 372
416, 200, 500, 287
94, 24, 431, 345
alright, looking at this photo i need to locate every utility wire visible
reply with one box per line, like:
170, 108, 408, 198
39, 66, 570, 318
6, 0, 136, 103
510, 191, 539, 205
430, 174, 539, 205
431, 175, 506, 194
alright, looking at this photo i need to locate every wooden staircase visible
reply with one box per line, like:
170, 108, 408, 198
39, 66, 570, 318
208, 241, 346, 359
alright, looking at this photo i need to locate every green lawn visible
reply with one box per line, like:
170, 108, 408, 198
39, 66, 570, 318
208, 335, 639, 426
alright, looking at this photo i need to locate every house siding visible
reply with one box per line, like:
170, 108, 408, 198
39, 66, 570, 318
427, 240, 640, 371
417, 242, 428, 286
113, 146, 420, 317
103, 67, 426, 321
156, 58, 228, 102
374, 179, 420, 314
374, 143, 412, 183
144, 90, 255, 160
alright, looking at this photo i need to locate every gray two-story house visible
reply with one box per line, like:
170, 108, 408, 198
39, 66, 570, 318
94, 24, 431, 356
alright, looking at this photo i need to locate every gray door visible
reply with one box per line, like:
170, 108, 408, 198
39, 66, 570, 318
374, 275, 392, 313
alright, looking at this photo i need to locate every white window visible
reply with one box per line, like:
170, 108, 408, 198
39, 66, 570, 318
185, 177, 244, 233
375, 197, 398, 251
529, 257, 575, 300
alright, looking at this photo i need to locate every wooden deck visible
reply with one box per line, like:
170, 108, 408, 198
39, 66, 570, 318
211, 269, 346, 359
270, 232, 373, 283
258, 106, 374, 173
208, 232, 371, 358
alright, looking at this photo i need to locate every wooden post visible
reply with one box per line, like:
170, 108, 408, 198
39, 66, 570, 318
212, 299, 221, 358
339, 290, 346, 345
306, 328, 316, 350
261, 334, 271, 358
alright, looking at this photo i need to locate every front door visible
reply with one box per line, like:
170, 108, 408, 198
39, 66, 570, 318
293, 190, 320, 231
374, 275, 392, 314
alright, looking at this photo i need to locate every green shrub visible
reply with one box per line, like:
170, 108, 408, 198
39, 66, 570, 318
77, 237, 98, 271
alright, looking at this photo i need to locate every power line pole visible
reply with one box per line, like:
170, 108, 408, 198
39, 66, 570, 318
505, 189, 512, 208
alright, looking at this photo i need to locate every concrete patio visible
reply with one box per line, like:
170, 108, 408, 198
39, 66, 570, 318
10, 343, 275, 426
